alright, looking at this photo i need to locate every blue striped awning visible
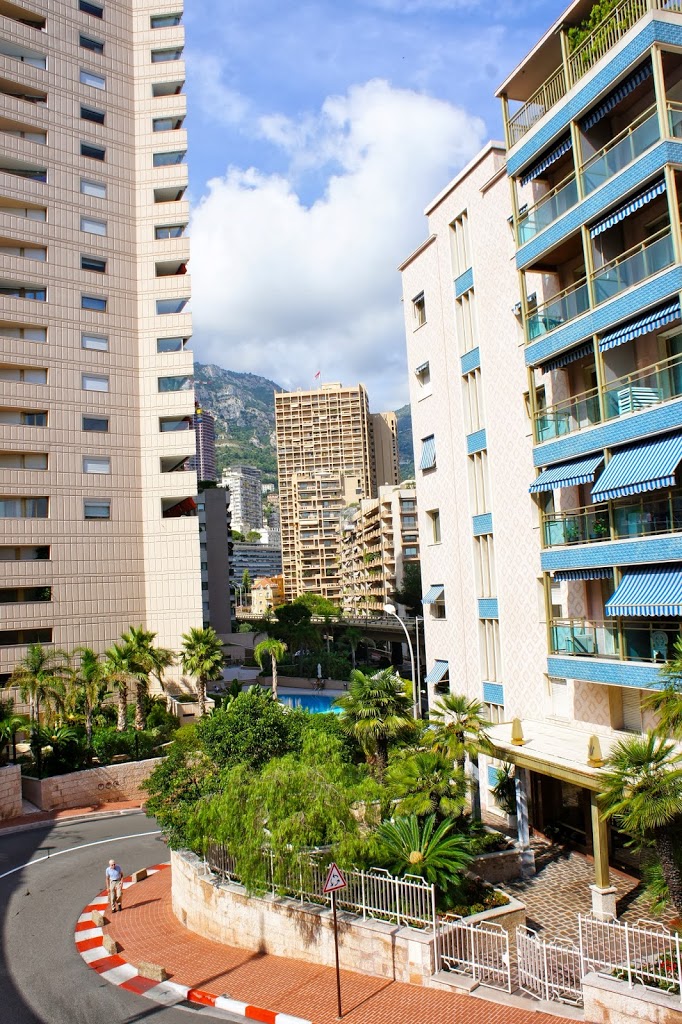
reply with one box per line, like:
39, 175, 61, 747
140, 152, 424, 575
591, 434, 682, 502
520, 136, 572, 187
422, 585, 445, 604
541, 341, 594, 373
589, 178, 666, 237
605, 566, 682, 617
424, 660, 448, 684
599, 301, 682, 352
420, 435, 436, 470
580, 60, 653, 132
529, 454, 604, 493
553, 568, 614, 582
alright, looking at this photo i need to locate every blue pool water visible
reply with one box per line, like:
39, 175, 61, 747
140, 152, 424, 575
279, 693, 342, 714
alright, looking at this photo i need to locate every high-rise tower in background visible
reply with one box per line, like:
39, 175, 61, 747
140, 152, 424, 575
193, 405, 216, 482
0, 0, 202, 687
220, 465, 263, 535
274, 382, 399, 602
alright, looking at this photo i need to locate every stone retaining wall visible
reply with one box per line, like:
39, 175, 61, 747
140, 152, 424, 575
21, 757, 162, 811
0, 764, 22, 820
471, 848, 523, 884
583, 972, 682, 1023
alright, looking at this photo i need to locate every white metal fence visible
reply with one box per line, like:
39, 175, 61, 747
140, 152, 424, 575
437, 915, 511, 992
517, 926, 582, 1005
579, 914, 682, 1001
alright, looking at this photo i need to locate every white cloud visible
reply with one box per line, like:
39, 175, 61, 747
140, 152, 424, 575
187, 52, 248, 126
190, 79, 484, 410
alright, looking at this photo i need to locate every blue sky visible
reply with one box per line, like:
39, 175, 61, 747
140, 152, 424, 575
186, 0, 568, 410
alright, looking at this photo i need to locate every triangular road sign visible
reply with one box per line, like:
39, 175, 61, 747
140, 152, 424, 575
323, 861, 347, 893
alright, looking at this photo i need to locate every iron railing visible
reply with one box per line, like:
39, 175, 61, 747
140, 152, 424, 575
579, 914, 682, 1001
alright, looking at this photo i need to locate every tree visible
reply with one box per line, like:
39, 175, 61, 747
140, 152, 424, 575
120, 625, 175, 730
387, 750, 467, 821
245, 531, 261, 542
431, 694, 491, 821
392, 561, 423, 617
10, 644, 69, 722
198, 687, 302, 771
0, 712, 28, 763
333, 668, 415, 778
294, 593, 341, 619
344, 626, 363, 671
644, 636, 682, 737
143, 725, 216, 847
241, 569, 252, 592
231, 529, 245, 541
254, 638, 287, 699
375, 814, 473, 891
68, 647, 106, 746
103, 642, 135, 732
599, 733, 682, 914
181, 626, 225, 716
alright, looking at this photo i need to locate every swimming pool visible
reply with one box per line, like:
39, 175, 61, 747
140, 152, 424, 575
278, 693, 342, 714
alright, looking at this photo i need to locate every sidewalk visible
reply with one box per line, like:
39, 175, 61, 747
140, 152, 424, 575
103, 866, 573, 1024
0, 799, 143, 832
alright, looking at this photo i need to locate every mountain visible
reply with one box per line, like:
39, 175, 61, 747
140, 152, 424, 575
194, 362, 415, 484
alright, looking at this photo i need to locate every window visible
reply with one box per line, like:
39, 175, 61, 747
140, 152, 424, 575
0, 409, 46, 425
0, 628, 52, 646
81, 255, 106, 273
412, 292, 426, 329
0, 166, 47, 182
151, 48, 183, 62
80, 35, 104, 54
151, 13, 182, 27
154, 186, 186, 203
153, 116, 184, 132
621, 688, 642, 732
455, 291, 476, 354
404, 546, 418, 558
549, 677, 570, 720
0, 496, 48, 517
156, 336, 186, 352
81, 332, 108, 350
427, 508, 441, 543
82, 373, 108, 392
152, 81, 184, 98
415, 361, 430, 389
80, 216, 106, 235
82, 415, 108, 431
79, 69, 105, 90
0, 326, 46, 342
480, 619, 501, 681
81, 104, 105, 124
468, 450, 490, 515
79, 0, 103, 16
474, 535, 496, 598
83, 455, 110, 474
0, 205, 46, 221
0, 244, 46, 261
463, 368, 484, 433
158, 375, 192, 392
0, 285, 45, 300
0, 586, 51, 604
0, 452, 47, 469
153, 150, 186, 166
159, 416, 192, 431
0, 367, 46, 383
84, 499, 110, 519
433, 596, 446, 619
155, 224, 185, 239
0, 546, 49, 561
156, 297, 188, 314
451, 211, 470, 276
80, 178, 106, 199
81, 294, 106, 311
419, 434, 436, 471
81, 142, 105, 160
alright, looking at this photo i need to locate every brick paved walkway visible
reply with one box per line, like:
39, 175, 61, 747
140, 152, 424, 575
104, 868, 572, 1024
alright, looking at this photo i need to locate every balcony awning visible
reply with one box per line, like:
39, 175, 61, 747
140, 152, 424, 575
605, 565, 682, 617
591, 433, 682, 502
424, 660, 449, 684
422, 584, 445, 604
541, 340, 593, 373
419, 436, 436, 470
529, 454, 604, 493
553, 568, 614, 582
520, 135, 572, 187
589, 178, 666, 238
598, 300, 682, 352
580, 60, 653, 132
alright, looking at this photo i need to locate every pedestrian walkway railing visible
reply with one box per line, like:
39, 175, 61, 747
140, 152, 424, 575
205, 843, 437, 932
579, 914, 682, 1001
437, 914, 511, 991
517, 926, 582, 1005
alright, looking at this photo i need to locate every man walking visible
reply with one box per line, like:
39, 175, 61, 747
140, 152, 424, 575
106, 858, 123, 913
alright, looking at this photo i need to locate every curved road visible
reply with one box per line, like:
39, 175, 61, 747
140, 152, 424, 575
0, 810, 232, 1024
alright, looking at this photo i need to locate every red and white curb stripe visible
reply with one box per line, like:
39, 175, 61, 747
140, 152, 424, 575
75, 862, 311, 1024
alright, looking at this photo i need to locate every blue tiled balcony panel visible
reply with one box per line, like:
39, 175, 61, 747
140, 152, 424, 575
460, 347, 480, 374
516, 140, 682, 271
525, 266, 682, 368
478, 598, 499, 619
466, 428, 487, 454
472, 513, 493, 536
532, 397, 682, 466
455, 267, 474, 298
507, 18, 680, 178
547, 655, 665, 689
541, 534, 682, 573
483, 681, 505, 705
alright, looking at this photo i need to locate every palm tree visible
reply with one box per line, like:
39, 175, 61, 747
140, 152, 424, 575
9, 644, 69, 722
431, 693, 491, 820
254, 638, 287, 699
599, 733, 682, 914
120, 626, 175, 730
387, 750, 467, 821
180, 626, 225, 716
70, 647, 106, 745
103, 642, 137, 732
0, 712, 28, 763
375, 813, 473, 889
333, 667, 415, 778
644, 636, 682, 737
344, 626, 363, 671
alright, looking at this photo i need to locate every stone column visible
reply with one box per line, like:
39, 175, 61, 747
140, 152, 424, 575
589, 791, 617, 919
515, 766, 535, 878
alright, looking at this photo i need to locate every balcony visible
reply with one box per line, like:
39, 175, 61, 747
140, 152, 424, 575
580, 106, 659, 195
592, 228, 674, 304
518, 173, 579, 244
543, 488, 682, 546
550, 616, 679, 663
526, 278, 590, 341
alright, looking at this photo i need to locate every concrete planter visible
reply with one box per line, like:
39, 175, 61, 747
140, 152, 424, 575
470, 847, 523, 884
583, 971, 682, 1023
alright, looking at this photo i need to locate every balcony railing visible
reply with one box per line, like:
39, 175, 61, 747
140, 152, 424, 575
580, 107, 658, 195
508, 66, 567, 147
535, 386, 600, 442
668, 100, 682, 138
592, 229, 674, 304
526, 278, 590, 341
551, 616, 679, 663
518, 173, 579, 244
542, 489, 682, 546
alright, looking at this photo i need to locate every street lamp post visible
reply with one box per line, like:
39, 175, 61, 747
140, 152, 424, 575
383, 603, 419, 719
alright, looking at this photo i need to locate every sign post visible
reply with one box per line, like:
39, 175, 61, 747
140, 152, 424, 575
323, 862, 347, 1019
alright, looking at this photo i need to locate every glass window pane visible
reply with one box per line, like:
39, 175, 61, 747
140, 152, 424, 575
81, 143, 105, 160
156, 297, 188, 314
158, 375, 192, 392
82, 373, 109, 391
153, 150, 185, 166
81, 256, 106, 272
22, 369, 47, 383
79, 1, 104, 16
81, 217, 106, 235
84, 501, 110, 519
151, 49, 183, 63
151, 14, 182, 27
81, 333, 108, 350
81, 105, 105, 124
82, 416, 109, 431
80, 35, 104, 54
79, 69, 105, 89
23, 328, 47, 342
156, 336, 184, 352
81, 295, 107, 311
80, 179, 106, 198
83, 456, 110, 473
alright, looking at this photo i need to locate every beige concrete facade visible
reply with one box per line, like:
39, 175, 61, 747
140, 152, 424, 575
250, 574, 284, 616
0, 0, 202, 684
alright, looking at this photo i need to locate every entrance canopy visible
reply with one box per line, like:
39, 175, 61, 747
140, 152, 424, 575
487, 720, 619, 791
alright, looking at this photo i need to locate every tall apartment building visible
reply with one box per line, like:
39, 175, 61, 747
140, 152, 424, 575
220, 464, 262, 534
274, 382, 399, 602
197, 486, 231, 637
403, 1, 682, 911
339, 483, 419, 617
0, 0, 202, 684
193, 405, 216, 482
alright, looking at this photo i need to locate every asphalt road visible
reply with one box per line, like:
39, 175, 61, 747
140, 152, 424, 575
0, 810, 237, 1024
